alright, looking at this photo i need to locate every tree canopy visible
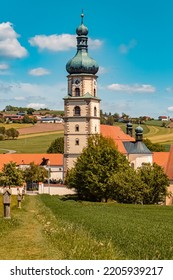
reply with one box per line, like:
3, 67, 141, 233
143, 138, 165, 152
137, 163, 169, 204
23, 162, 48, 183
0, 162, 23, 187
66, 134, 131, 202
47, 137, 64, 154
66, 134, 170, 204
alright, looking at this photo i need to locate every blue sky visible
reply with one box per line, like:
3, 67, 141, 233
0, 0, 173, 118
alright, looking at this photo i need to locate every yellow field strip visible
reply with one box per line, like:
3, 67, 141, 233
148, 133, 173, 143
18, 130, 64, 139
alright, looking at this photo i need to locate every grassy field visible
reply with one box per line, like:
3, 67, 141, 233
0, 132, 63, 153
0, 194, 173, 260
115, 122, 173, 146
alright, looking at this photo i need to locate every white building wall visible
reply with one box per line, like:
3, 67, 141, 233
128, 154, 153, 169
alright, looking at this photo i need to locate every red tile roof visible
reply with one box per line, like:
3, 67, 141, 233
100, 124, 135, 153
0, 154, 63, 170
153, 152, 169, 173
153, 146, 173, 179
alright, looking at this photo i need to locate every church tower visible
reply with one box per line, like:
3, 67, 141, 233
64, 12, 100, 173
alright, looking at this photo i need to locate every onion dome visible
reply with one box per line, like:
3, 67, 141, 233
66, 12, 99, 75
76, 13, 88, 36
127, 122, 132, 128
135, 125, 143, 141
126, 122, 133, 136
135, 125, 143, 133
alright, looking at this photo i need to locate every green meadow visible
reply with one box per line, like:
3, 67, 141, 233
0, 132, 63, 153
0, 194, 173, 260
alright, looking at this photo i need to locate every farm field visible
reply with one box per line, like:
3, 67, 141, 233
115, 122, 173, 146
1, 121, 173, 153
0, 123, 33, 130
0, 123, 64, 153
0, 132, 63, 153
0, 194, 173, 260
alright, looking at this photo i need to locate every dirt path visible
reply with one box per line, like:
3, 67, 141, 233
0, 196, 62, 260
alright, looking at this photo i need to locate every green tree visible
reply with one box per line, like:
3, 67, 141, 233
138, 163, 170, 204
0, 126, 5, 135
108, 168, 148, 204
113, 113, 120, 122
22, 115, 32, 123
27, 108, 35, 115
47, 137, 64, 153
106, 115, 114, 125
0, 162, 23, 187
5, 128, 19, 139
66, 134, 131, 202
143, 138, 165, 152
100, 110, 106, 124
23, 162, 48, 183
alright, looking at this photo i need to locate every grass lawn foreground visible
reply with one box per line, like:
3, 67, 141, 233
0, 194, 173, 260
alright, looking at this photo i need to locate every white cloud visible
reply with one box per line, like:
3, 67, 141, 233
0, 81, 66, 110
29, 67, 50, 76
88, 38, 103, 49
107, 83, 156, 93
26, 103, 46, 109
0, 63, 9, 70
0, 22, 28, 58
119, 39, 137, 54
29, 34, 75, 51
168, 106, 173, 112
29, 34, 103, 52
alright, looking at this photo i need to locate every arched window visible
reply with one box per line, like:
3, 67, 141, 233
74, 106, 81, 116
75, 88, 80, 97
75, 125, 79, 132
75, 138, 79, 145
94, 89, 96, 97
94, 106, 97, 117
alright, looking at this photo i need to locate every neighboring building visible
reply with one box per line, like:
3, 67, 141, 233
158, 116, 169, 121
124, 126, 152, 169
40, 117, 63, 123
101, 124, 152, 169
64, 12, 100, 173
0, 154, 64, 181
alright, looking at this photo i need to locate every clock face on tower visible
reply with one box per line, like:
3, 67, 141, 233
74, 79, 80, 85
